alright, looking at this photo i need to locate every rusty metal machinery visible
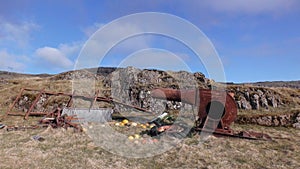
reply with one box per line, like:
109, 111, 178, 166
3, 88, 271, 140
151, 88, 236, 130
4, 88, 153, 120
151, 88, 271, 140
3, 88, 153, 131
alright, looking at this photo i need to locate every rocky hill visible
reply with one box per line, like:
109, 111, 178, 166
1, 67, 299, 169
2, 67, 299, 112
1, 67, 300, 129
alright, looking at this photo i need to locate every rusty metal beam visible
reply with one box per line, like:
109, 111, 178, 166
66, 91, 75, 107
6, 88, 155, 121
4, 88, 25, 119
7, 112, 48, 116
24, 89, 44, 120
6, 112, 26, 116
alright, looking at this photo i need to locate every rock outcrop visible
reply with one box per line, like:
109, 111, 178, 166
227, 87, 282, 110
109, 67, 202, 113
8, 67, 300, 129
52, 67, 286, 111
236, 110, 300, 129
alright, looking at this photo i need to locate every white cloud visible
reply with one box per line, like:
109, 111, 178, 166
77, 22, 152, 69
34, 41, 83, 71
118, 49, 191, 72
58, 42, 82, 58
83, 22, 105, 37
203, 0, 297, 14
35, 47, 74, 69
0, 49, 27, 71
0, 19, 39, 47
94, 22, 150, 50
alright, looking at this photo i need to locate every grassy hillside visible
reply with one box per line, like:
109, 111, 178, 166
250, 80, 300, 89
0, 70, 299, 169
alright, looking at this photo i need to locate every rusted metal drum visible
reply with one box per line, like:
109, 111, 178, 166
151, 88, 237, 129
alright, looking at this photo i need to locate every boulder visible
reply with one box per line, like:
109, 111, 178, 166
261, 116, 272, 126
267, 95, 278, 108
240, 96, 252, 110
293, 123, 300, 129
244, 90, 250, 101
260, 95, 269, 109
273, 117, 280, 126
250, 94, 260, 110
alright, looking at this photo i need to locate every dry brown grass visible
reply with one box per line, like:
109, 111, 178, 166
0, 124, 299, 169
0, 76, 300, 168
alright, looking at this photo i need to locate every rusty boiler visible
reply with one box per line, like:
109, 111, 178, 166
151, 88, 237, 134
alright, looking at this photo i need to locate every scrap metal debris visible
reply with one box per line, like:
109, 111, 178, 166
151, 88, 272, 141
5, 88, 153, 119
32, 135, 45, 142
38, 108, 82, 131
3, 87, 272, 141
0, 124, 5, 129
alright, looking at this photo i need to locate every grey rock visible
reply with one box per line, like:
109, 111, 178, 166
236, 101, 242, 109
260, 116, 272, 126
273, 118, 280, 126
256, 118, 264, 125
267, 95, 278, 108
296, 113, 300, 122
108, 67, 204, 114
260, 96, 269, 109
257, 90, 264, 97
278, 115, 288, 126
250, 94, 260, 110
240, 96, 252, 110
244, 90, 250, 101
293, 123, 300, 129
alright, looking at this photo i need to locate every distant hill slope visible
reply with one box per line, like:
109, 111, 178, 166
0, 71, 51, 79
248, 81, 300, 89
1, 68, 299, 88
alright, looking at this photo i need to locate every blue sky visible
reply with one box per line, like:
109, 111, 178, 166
0, 0, 300, 83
